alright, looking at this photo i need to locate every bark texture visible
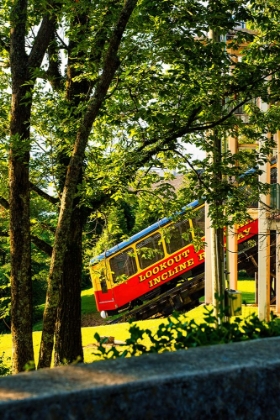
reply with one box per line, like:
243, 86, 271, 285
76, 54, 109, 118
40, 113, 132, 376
9, 0, 57, 372
9, 0, 34, 373
54, 204, 85, 365
38, 0, 138, 368
49, 10, 90, 366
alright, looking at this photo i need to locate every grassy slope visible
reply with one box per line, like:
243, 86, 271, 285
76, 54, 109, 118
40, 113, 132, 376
0, 280, 257, 367
32, 289, 99, 332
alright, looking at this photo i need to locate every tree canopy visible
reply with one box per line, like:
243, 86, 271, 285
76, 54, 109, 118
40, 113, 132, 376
1, 0, 280, 372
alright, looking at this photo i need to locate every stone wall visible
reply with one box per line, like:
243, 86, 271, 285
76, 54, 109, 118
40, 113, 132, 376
1, 337, 280, 419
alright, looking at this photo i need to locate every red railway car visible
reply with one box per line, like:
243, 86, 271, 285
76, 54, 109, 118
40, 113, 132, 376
89, 200, 258, 318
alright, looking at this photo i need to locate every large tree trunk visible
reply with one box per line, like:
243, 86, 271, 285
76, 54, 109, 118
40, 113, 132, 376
9, 1, 58, 372
53, 2, 118, 365
54, 204, 85, 365
52, 10, 91, 365
38, 0, 138, 369
9, 0, 34, 373
9, 98, 34, 373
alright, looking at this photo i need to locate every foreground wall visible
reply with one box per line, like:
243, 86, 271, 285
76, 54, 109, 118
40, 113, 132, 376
1, 337, 280, 420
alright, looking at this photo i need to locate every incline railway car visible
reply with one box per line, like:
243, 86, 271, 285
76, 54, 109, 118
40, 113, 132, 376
89, 201, 258, 319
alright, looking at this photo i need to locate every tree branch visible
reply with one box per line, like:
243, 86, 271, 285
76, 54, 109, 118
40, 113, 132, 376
174, 149, 208, 190
30, 235, 53, 257
0, 226, 52, 256
0, 197, 9, 210
28, 8, 59, 70
30, 182, 59, 205
46, 33, 64, 91
0, 231, 9, 237
2, 182, 59, 209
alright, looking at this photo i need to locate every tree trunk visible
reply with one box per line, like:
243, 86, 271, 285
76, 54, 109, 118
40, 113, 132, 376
52, 10, 91, 366
212, 129, 226, 320
54, 204, 84, 365
9, 132, 34, 374
212, 227, 225, 319
9, 0, 58, 372
38, 0, 138, 369
9, 0, 34, 373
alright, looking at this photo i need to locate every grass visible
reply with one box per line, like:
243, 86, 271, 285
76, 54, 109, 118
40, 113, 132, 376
237, 280, 255, 304
0, 279, 258, 369
81, 289, 98, 314
32, 289, 98, 332
32, 279, 256, 330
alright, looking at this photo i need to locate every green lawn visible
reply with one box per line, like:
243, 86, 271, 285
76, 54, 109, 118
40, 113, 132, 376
32, 279, 256, 329
234, 280, 255, 304
0, 280, 257, 368
82, 279, 258, 362
81, 289, 98, 314
32, 289, 98, 331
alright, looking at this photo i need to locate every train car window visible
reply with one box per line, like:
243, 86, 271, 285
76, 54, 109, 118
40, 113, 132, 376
110, 247, 137, 283
192, 207, 205, 235
99, 268, 108, 293
165, 219, 190, 254
136, 232, 164, 269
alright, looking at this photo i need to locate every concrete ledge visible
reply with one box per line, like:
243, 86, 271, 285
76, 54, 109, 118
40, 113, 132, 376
1, 337, 280, 419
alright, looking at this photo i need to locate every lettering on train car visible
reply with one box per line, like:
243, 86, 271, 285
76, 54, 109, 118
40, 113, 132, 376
138, 248, 205, 288
147, 258, 197, 288
138, 249, 191, 283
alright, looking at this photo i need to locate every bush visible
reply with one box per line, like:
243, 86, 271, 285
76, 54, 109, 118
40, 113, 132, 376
0, 350, 11, 376
238, 270, 254, 280
93, 306, 280, 360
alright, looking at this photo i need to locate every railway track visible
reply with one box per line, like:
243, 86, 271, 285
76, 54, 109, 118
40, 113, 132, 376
107, 273, 205, 324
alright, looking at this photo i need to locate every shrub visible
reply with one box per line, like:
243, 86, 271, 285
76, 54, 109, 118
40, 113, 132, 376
93, 305, 280, 360
0, 351, 11, 376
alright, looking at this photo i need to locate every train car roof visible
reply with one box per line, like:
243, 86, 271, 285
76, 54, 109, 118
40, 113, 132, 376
90, 199, 200, 265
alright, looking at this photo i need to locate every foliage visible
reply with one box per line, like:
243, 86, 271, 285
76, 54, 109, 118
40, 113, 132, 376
2, 0, 280, 370
0, 350, 11, 377
93, 302, 280, 360
90, 201, 135, 256
238, 270, 254, 280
